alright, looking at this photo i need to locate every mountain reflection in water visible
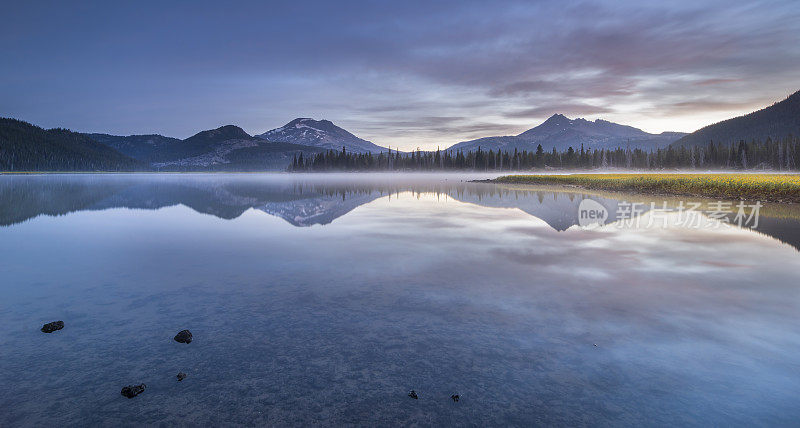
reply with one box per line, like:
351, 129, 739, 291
1, 173, 799, 250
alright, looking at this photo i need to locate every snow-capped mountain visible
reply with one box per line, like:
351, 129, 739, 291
257, 118, 387, 153
448, 114, 686, 152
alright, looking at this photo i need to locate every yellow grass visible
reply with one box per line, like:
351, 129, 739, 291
494, 173, 800, 203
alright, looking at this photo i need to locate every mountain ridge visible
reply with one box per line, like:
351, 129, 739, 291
85, 124, 324, 171
672, 90, 800, 147
87, 133, 182, 164
447, 114, 686, 152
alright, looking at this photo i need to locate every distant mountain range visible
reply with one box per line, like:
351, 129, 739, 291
448, 114, 686, 153
87, 125, 325, 171
672, 90, 800, 147
0, 117, 387, 172
2, 89, 799, 171
80, 118, 386, 171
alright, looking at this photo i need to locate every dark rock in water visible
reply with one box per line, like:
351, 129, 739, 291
408, 390, 418, 399
120, 384, 146, 399
173, 330, 192, 343
451, 394, 460, 402
41, 321, 64, 333
176, 372, 187, 381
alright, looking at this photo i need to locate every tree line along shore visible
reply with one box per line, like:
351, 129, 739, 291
289, 137, 799, 172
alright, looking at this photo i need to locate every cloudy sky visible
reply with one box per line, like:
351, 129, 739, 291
2, 0, 799, 150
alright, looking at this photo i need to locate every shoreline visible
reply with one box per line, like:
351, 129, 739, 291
486, 173, 800, 204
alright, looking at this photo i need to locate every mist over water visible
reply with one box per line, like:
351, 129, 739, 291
1, 173, 799, 426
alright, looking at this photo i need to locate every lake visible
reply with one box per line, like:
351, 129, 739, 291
1, 173, 799, 426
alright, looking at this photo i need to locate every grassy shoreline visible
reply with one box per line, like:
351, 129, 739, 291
491, 173, 800, 204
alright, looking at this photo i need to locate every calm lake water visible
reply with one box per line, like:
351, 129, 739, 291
1, 173, 799, 427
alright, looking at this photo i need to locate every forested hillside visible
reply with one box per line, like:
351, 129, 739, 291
87, 133, 182, 163
0, 118, 142, 171
673, 90, 800, 147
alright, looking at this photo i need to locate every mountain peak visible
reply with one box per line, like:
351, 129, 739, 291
544, 113, 569, 122
257, 118, 385, 153
283, 118, 340, 133
537, 113, 581, 129
188, 125, 251, 141
180, 125, 253, 157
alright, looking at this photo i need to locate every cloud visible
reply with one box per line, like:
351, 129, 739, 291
504, 104, 613, 119
662, 100, 763, 113
489, 76, 637, 99
361, 116, 465, 129
1, 0, 799, 149
693, 78, 740, 86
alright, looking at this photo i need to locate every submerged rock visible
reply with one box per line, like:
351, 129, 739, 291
173, 330, 192, 344
41, 321, 64, 333
120, 384, 146, 399
408, 390, 418, 399
176, 372, 187, 381
451, 394, 460, 402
